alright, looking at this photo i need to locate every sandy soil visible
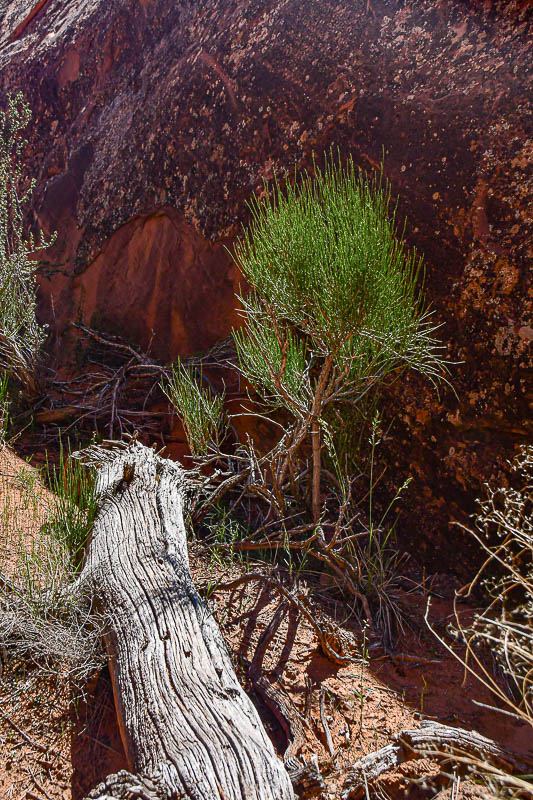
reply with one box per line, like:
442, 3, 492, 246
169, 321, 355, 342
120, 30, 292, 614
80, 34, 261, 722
0, 445, 530, 800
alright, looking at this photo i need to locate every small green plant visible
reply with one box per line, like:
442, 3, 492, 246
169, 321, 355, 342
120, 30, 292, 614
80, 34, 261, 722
202, 578, 220, 601
43, 439, 98, 570
162, 360, 225, 458
0, 93, 55, 394
202, 505, 248, 568
348, 413, 412, 639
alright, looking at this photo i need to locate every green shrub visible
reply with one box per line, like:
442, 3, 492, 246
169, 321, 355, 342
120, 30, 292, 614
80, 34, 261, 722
233, 155, 441, 385
231, 154, 446, 520
163, 154, 448, 634
0, 93, 55, 394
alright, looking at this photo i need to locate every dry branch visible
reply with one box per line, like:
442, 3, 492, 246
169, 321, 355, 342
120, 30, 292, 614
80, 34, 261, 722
319, 688, 335, 758
341, 720, 531, 799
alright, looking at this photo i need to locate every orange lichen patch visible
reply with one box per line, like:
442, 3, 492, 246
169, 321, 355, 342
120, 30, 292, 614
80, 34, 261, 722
415, 408, 430, 425
494, 257, 520, 296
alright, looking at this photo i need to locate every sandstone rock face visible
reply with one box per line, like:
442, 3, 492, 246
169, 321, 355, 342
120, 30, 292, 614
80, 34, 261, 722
0, 0, 531, 568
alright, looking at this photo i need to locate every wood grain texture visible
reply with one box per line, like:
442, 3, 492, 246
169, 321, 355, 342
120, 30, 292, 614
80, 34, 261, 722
79, 441, 294, 800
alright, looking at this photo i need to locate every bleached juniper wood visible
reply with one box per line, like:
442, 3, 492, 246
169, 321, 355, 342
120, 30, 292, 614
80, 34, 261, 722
79, 440, 294, 800
341, 720, 531, 799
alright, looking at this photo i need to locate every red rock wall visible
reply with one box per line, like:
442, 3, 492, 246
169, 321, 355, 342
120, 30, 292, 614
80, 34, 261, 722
0, 0, 531, 569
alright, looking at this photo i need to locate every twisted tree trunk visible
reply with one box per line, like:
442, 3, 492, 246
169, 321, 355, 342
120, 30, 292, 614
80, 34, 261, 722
79, 440, 294, 800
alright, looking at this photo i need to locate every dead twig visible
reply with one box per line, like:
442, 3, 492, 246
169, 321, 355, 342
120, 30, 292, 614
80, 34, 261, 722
27, 765, 53, 800
341, 720, 532, 800
319, 687, 335, 758
0, 706, 66, 761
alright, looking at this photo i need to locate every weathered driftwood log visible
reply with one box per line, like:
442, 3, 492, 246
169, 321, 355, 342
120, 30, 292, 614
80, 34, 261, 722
341, 720, 531, 799
78, 440, 294, 800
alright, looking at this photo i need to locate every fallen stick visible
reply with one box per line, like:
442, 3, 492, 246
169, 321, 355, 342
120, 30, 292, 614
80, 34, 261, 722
341, 720, 531, 799
0, 705, 66, 761
319, 688, 335, 758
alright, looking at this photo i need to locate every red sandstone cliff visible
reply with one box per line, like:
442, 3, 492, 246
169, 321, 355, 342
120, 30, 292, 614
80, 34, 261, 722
0, 0, 531, 567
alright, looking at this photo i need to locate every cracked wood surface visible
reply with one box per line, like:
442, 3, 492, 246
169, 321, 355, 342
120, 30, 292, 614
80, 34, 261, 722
79, 440, 294, 800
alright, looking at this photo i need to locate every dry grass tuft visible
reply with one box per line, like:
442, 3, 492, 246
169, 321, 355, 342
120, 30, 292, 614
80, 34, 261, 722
0, 444, 104, 690
427, 445, 533, 797
457, 445, 532, 726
